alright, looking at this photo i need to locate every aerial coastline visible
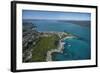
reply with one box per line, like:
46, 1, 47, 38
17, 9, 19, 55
44, 31, 76, 61
22, 10, 91, 62
22, 20, 90, 62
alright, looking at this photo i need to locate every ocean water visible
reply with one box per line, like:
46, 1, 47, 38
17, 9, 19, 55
52, 38, 90, 61
24, 20, 91, 61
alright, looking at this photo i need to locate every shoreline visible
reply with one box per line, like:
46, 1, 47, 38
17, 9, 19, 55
46, 32, 75, 61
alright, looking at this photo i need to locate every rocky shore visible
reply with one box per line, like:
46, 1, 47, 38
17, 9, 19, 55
46, 32, 75, 61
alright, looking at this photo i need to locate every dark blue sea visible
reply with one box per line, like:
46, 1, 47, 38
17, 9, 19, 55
24, 20, 91, 61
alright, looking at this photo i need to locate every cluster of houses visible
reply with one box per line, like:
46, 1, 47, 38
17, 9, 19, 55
22, 22, 40, 62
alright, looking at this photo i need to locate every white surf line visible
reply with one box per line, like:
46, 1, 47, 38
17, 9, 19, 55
43, 31, 76, 62
46, 37, 73, 61
46, 40, 65, 61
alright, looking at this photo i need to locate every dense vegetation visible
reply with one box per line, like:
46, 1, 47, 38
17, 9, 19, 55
31, 34, 60, 62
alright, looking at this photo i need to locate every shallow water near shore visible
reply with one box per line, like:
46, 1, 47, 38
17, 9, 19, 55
52, 38, 90, 61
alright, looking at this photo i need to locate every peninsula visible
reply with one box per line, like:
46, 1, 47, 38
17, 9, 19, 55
31, 31, 76, 62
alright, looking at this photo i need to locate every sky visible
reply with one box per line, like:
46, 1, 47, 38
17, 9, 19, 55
22, 10, 91, 21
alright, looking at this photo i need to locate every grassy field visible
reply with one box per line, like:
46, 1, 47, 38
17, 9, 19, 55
31, 34, 60, 62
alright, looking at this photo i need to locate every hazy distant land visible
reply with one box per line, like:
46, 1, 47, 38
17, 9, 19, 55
23, 19, 90, 27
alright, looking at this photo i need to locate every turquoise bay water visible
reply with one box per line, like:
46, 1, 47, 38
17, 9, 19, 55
24, 20, 91, 61
52, 38, 90, 61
